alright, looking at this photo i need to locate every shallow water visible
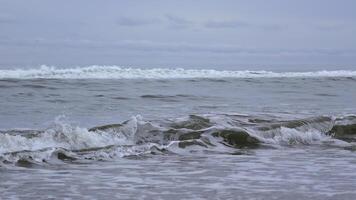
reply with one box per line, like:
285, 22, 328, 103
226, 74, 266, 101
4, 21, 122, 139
2, 149, 356, 200
1, 67, 356, 199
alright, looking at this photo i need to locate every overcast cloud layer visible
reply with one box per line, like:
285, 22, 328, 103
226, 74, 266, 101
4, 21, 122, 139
0, 0, 355, 70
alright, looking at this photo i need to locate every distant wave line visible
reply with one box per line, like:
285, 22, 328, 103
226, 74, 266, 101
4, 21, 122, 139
0, 65, 355, 79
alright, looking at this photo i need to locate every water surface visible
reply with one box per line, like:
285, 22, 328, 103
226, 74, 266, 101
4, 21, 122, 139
1, 67, 356, 199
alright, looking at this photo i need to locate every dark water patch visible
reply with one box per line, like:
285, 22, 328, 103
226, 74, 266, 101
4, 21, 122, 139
141, 94, 172, 99
111, 96, 131, 100
211, 129, 260, 148
0, 84, 14, 89
88, 123, 122, 132
326, 77, 352, 82
178, 131, 203, 140
243, 79, 256, 83
161, 99, 181, 102
344, 145, 356, 151
15, 158, 37, 168
0, 79, 21, 83
203, 78, 229, 83
171, 115, 211, 130
0, 129, 43, 138
315, 93, 338, 97
132, 80, 150, 85
73, 145, 117, 154
278, 90, 300, 94
46, 93, 61, 97
345, 77, 356, 81
162, 129, 204, 141
87, 88, 118, 92
155, 79, 170, 83
328, 123, 356, 142
0, 147, 79, 167
198, 105, 219, 109
269, 79, 284, 83
68, 81, 92, 87
256, 116, 332, 131
248, 118, 277, 123
242, 78, 264, 84
175, 94, 194, 98
186, 78, 229, 83
140, 94, 195, 102
56, 151, 77, 161
22, 84, 58, 90
45, 99, 68, 103
11, 92, 34, 97
282, 116, 332, 129
21, 84, 48, 89
178, 140, 208, 148
94, 94, 105, 97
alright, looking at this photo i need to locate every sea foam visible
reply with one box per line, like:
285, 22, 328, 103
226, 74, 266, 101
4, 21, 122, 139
0, 65, 355, 79
1, 114, 355, 166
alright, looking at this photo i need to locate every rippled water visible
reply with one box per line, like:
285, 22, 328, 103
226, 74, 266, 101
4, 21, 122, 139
2, 149, 356, 200
1, 67, 356, 199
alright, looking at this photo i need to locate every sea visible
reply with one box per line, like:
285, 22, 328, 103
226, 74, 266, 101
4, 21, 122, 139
0, 65, 356, 200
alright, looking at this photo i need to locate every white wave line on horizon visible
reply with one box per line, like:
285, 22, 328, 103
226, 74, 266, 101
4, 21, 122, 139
0, 65, 355, 79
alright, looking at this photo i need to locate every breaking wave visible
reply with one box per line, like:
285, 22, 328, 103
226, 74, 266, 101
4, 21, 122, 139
0, 65, 356, 79
1, 114, 355, 167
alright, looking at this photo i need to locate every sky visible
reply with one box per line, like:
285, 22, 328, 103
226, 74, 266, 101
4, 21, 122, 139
0, 0, 356, 70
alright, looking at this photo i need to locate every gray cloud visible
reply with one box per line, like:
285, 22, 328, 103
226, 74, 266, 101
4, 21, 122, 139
204, 20, 250, 29
164, 14, 193, 29
259, 24, 287, 31
115, 15, 195, 29
314, 22, 346, 31
204, 19, 288, 31
1, 38, 353, 57
115, 15, 286, 32
0, 14, 17, 24
1, 0, 355, 68
116, 16, 158, 27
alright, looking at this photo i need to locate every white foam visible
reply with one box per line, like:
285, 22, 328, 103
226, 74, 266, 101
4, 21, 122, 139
0, 115, 173, 164
0, 116, 135, 155
266, 127, 326, 145
0, 65, 355, 79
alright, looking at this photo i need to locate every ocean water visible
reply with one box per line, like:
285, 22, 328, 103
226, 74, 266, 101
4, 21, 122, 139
1, 66, 356, 200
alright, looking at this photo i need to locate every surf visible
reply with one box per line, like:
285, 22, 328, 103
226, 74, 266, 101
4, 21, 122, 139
0, 65, 356, 79
1, 114, 355, 167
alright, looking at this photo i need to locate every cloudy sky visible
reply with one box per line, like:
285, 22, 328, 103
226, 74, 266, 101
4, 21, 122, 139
0, 0, 355, 70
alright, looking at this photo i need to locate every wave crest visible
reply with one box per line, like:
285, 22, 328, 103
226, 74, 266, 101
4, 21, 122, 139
0, 65, 356, 79
1, 114, 355, 167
